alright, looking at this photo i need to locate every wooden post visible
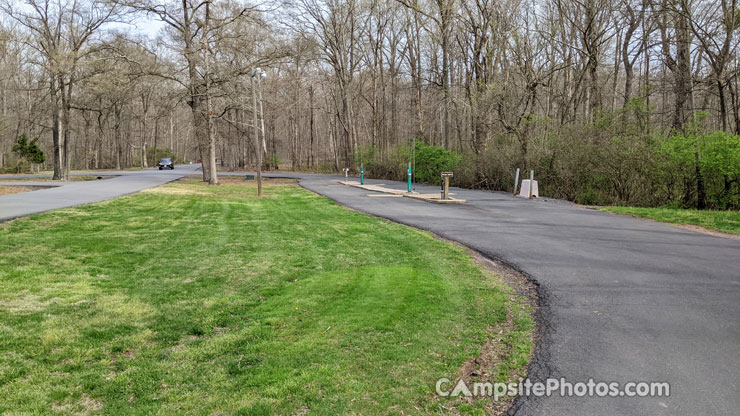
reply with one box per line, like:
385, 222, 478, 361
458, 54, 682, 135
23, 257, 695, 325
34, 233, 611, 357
441, 172, 453, 200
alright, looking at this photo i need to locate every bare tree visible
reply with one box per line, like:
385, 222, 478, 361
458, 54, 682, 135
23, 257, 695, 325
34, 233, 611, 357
658, 0, 695, 131
125, 0, 257, 184
618, 0, 649, 118
687, 0, 739, 132
1, 0, 122, 179
294, 0, 361, 168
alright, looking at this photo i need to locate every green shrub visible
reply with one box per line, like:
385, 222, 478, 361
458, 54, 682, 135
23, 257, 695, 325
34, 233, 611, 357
661, 128, 740, 209
332, 102, 740, 210
266, 154, 282, 169
8, 135, 45, 173
363, 145, 406, 180
360, 141, 462, 185
411, 141, 462, 184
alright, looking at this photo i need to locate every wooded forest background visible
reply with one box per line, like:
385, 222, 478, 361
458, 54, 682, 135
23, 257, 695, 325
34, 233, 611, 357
1, 0, 740, 209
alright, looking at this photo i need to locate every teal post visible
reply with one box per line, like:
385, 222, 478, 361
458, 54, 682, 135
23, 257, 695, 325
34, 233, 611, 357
407, 162, 412, 192
360, 164, 364, 185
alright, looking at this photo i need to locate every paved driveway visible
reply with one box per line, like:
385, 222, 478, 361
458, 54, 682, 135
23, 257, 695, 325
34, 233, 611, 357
286, 174, 740, 416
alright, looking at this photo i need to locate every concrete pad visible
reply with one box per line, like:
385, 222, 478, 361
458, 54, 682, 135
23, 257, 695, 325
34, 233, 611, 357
403, 193, 466, 204
338, 180, 408, 195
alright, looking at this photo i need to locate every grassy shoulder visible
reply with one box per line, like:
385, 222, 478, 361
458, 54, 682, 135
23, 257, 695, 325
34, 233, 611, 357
0, 186, 32, 196
599, 206, 740, 235
0, 178, 533, 415
0, 175, 113, 181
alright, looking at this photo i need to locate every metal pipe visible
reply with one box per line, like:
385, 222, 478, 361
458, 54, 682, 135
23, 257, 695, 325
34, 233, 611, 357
407, 162, 412, 192
529, 170, 534, 199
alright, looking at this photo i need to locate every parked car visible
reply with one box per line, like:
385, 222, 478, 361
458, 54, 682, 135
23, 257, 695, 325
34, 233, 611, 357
158, 158, 174, 170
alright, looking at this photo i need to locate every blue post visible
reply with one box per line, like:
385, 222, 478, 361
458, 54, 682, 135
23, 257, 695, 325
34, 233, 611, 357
407, 162, 412, 192
360, 164, 364, 185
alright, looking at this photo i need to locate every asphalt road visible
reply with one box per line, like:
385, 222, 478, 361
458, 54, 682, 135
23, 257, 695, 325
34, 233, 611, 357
286, 174, 740, 416
2, 167, 738, 415
0, 165, 197, 222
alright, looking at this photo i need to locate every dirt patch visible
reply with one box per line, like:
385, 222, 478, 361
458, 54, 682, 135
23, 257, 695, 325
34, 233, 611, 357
446, 304, 522, 415
0, 175, 114, 182
174, 176, 299, 189
52, 393, 103, 415
218, 176, 298, 186
0, 185, 32, 196
438, 247, 538, 415
0, 293, 63, 313
672, 223, 740, 241
141, 187, 210, 196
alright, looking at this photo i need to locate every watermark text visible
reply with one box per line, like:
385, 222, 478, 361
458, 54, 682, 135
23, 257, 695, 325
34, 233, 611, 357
435, 377, 670, 401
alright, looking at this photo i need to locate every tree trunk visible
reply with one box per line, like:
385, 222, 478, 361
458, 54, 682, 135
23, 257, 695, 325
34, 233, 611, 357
718, 78, 728, 132
696, 150, 706, 209
50, 77, 64, 180
441, 32, 451, 149
60, 73, 73, 179
672, 7, 693, 131
309, 85, 315, 168
114, 106, 122, 171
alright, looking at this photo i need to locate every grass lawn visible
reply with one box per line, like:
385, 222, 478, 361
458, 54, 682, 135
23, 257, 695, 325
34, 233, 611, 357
0, 178, 533, 415
600, 206, 740, 235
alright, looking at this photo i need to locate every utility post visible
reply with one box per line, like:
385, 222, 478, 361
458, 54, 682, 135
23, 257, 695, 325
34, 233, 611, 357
411, 134, 416, 191
407, 162, 412, 192
528, 170, 534, 199
251, 68, 266, 196
441, 172, 453, 200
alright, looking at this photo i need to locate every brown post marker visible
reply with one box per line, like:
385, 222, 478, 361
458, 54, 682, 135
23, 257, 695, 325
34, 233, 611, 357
441, 172, 453, 200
